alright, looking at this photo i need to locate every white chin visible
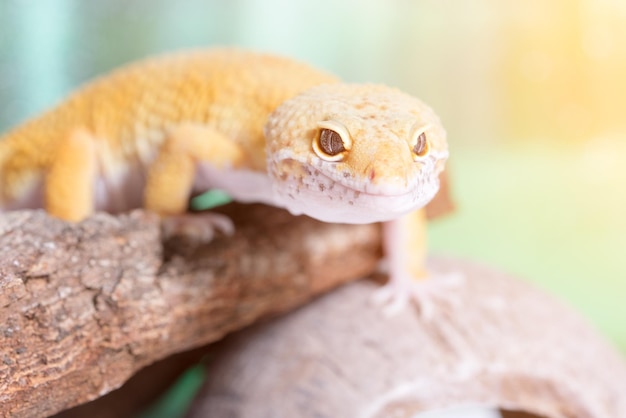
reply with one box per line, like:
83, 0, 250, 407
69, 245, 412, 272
280, 192, 430, 224
272, 170, 440, 224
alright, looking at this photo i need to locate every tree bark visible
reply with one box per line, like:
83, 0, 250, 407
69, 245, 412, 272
0, 204, 382, 418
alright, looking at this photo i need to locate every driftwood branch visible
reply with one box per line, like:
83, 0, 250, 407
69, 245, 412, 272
0, 204, 382, 418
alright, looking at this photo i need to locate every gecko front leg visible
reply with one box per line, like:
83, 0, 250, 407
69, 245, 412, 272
373, 209, 462, 318
145, 123, 246, 240
46, 128, 98, 221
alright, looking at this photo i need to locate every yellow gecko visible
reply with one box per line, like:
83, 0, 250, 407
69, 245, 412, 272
0, 48, 450, 313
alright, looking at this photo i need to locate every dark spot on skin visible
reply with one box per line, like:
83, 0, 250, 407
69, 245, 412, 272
343, 172, 351, 178
319, 184, 325, 192
348, 201, 354, 205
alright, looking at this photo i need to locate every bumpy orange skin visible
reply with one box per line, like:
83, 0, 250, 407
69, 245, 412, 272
0, 49, 338, 219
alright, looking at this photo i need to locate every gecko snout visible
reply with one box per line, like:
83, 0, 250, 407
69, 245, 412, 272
349, 141, 416, 191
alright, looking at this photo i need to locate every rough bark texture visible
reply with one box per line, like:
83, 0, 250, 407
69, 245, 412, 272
53, 344, 214, 418
0, 204, 382, 418
189, 258, 626, 418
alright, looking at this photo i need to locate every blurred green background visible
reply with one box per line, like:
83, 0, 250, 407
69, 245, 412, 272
1, 0, 625, 412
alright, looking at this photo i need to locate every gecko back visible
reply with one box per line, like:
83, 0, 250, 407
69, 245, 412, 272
0, 49, 338, 219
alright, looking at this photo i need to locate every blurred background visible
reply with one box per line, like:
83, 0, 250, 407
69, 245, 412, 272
1, 0, 625, 415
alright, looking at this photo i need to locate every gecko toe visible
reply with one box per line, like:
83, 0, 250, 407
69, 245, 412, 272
162, 212, 235, 242
372, 271, 465, 320
371, 284, 410, 317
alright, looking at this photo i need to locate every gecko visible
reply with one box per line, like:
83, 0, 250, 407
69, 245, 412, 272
0, 48, 450, 314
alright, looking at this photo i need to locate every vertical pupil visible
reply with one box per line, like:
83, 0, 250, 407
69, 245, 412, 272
414, 132, 427, 155
320, 129, 345, 155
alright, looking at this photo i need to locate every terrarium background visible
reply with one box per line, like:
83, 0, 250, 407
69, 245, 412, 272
0, 0, 624, 351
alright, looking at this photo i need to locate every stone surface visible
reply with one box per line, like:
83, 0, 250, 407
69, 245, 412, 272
189, 258, 626, 418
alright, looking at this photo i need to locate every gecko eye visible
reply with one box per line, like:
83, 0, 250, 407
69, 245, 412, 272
320, 129, 344, 155
313, 120, 352, 162
410, 127, 430, 160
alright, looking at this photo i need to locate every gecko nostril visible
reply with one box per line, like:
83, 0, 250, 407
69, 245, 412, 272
368, 168, 376, 181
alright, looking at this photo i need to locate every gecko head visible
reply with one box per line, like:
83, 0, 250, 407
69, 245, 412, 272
264, 83, 448, 224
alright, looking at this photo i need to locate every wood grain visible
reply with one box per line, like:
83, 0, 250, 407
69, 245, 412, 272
0, 204, 381, 418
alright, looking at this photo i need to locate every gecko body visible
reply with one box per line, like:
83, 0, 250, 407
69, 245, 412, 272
0, 48, 449, 313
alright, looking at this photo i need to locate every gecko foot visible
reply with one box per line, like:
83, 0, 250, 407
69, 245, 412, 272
371, 272, 464, 320
162, 212, 235, 242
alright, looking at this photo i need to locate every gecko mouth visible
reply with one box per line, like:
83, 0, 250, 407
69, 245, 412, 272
311, 169, 415, 199
271, 162, 439, 224
303, 160, 422, 197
